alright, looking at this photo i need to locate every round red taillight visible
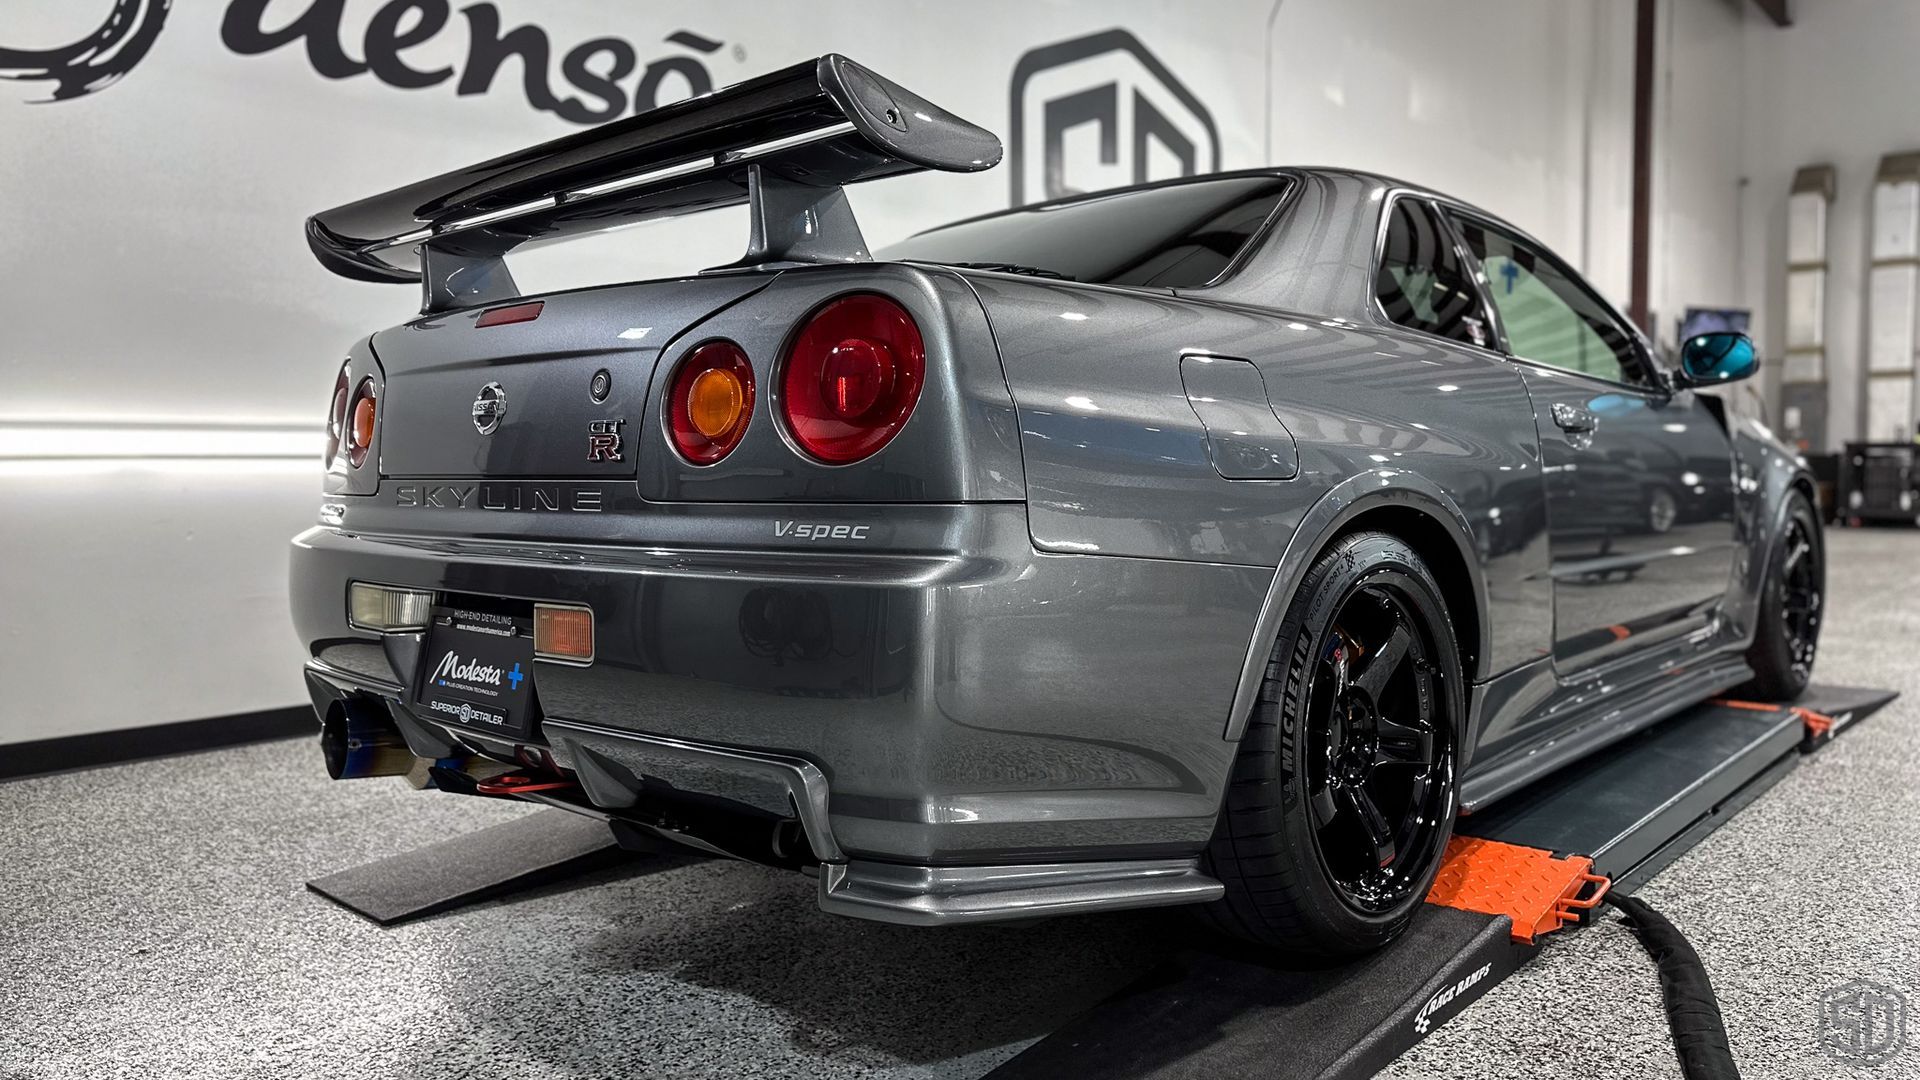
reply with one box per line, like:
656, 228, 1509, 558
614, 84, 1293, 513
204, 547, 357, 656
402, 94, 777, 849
668, 341, 755, 464
346, 378, 377, 468
780, 294, 924, 464
325, 364, 350, 462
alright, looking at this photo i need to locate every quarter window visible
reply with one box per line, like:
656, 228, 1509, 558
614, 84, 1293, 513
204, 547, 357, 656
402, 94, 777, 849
1375, 198, 1490, 348
1453, 217, 1645, 384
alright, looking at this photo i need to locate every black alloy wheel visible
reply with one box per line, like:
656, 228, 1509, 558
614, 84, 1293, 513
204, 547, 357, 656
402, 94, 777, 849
1305, 585, 1454, 913
1201, 530, 1463, 956
1737, 490, 1823, 701
1777, 514, 1821, 682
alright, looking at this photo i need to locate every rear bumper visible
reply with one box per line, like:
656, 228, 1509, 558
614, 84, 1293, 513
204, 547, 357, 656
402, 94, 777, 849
290, 504, 1270, 876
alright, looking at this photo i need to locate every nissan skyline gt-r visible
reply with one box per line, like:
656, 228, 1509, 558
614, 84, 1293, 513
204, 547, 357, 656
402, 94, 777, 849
291, 55, 1822, 955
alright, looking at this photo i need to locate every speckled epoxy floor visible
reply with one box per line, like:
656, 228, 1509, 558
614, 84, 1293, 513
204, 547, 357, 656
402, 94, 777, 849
1385, 524, 1920, 1080
2, 527, 1916, 1079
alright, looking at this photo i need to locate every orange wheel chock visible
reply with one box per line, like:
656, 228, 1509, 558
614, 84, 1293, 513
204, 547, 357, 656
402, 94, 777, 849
1425, 836, 1614, 944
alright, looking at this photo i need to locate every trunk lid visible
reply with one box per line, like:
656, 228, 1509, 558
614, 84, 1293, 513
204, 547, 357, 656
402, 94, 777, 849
369, 274, 772, 478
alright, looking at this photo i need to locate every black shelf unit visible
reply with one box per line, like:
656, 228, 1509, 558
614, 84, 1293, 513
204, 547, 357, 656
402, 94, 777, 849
1839, 441, 1920, 525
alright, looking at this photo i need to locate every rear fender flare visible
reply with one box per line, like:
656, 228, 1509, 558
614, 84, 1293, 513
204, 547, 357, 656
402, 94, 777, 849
1222, 472, 1490, 742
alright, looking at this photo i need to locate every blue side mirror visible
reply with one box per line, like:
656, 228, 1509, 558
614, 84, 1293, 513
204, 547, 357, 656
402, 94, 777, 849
1677, 332, 1758, 386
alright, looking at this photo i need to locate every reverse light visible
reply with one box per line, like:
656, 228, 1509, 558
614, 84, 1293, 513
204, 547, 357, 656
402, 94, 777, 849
534, 604, 595, 663
347, 582, 431, 633
668, 341, 754, 464
346, 377, 377, 468
325, 363, 350, 462
780, 293, 924, 464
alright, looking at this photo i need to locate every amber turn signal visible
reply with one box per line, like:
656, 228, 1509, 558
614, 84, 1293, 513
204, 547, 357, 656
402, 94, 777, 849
534, 604, 595, 663
667, 341, 754, 464
688, 366, 746, 438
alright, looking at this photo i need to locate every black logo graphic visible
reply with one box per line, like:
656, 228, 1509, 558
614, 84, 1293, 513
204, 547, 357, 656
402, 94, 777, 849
0, 0, 172, 102
1008, 29, 1221, 207
4, 1, 726, 124
220, 1, 724, 125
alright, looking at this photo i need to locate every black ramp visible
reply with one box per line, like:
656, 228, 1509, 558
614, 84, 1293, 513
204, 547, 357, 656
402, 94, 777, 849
1461, 698, 1803, 881
986, 907, 1531, 1080
1460, 683, 1897, 888
1795, 683, 1901, 742
307, 808, 627, 925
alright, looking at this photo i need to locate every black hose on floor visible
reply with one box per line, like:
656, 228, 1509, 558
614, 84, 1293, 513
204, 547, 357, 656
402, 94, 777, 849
1607, 892, 1741, 1080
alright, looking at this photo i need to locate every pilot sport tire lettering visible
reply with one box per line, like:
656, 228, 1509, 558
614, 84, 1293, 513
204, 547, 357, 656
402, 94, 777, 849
1735, 491, 1823, 701
1200, 531, 1463, 956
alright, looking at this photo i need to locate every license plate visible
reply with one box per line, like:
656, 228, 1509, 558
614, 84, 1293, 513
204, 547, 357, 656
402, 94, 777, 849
415, 605, 535, 738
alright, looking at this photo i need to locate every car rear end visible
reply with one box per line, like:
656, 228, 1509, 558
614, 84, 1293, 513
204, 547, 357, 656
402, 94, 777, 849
298, 260, 1004, 832
296, 251, 1266, 923
291, 55, 1265, 923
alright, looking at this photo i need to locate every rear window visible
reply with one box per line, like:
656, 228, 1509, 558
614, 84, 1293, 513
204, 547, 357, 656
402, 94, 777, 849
876, 176, 1292, 288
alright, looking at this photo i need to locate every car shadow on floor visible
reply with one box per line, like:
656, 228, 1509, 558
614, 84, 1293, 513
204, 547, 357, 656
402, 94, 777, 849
420, 854, 1194, 1075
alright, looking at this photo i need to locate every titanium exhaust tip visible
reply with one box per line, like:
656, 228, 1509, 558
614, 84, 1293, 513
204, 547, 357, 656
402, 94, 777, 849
320, 697, 416, 780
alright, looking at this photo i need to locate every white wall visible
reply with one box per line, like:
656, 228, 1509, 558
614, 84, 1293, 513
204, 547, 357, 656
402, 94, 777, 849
0, 0, 1270, 745
0, 0, 1781, 746
1737, 0, 1920, 448
1267, 0, 1630, 296
0, 456, 317, 742
1652, 0, 1754, 341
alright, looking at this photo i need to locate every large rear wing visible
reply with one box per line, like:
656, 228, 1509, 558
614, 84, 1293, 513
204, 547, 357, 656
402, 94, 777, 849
306, 54, 1000, 312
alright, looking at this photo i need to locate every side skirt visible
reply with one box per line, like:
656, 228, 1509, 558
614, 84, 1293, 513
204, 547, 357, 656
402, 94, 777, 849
1460, 655, 1753, 811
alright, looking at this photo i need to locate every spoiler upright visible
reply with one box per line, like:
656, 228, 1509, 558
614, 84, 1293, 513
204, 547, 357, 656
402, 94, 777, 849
306, 54, 1001, 312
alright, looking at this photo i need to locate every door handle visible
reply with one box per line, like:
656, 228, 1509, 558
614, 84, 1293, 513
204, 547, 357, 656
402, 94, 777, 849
1550, 402, 1596, 434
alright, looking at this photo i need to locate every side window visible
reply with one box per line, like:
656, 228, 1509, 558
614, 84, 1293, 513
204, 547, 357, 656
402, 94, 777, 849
1375, 198, 1491, 348
1452, 216, 1644, 384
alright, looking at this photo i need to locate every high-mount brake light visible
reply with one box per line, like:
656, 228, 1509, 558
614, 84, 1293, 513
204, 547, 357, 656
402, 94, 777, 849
667, 341, 754, 464
780, 294, 924, 464
475, 300, 544, 327
325, 363, 350, 462
347, 378, 377, 468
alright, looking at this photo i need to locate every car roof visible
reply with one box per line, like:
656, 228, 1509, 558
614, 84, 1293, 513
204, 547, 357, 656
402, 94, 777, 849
911, 166, 1466, 237
902, 165, 1637, 345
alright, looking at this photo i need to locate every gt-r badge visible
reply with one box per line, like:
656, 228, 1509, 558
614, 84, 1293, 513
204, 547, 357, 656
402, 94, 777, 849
472, 382, 507, 435
587, 419, 624, 462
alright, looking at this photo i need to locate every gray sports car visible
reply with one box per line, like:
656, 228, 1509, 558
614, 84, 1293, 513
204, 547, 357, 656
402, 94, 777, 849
291, 56, 1821, 955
